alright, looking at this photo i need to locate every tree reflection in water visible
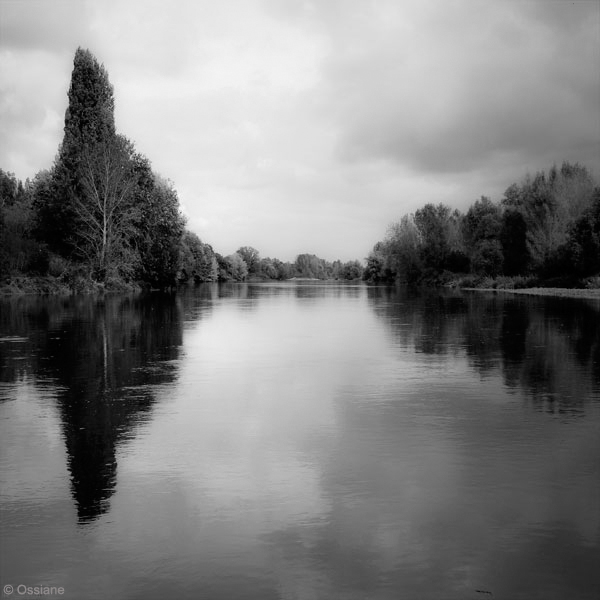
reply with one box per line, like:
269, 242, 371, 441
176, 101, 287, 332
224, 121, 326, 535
366, 286, 600, 412
0, 293, 190, 524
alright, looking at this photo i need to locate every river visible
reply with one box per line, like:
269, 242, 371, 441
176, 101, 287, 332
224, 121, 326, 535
1, 283, 599, 600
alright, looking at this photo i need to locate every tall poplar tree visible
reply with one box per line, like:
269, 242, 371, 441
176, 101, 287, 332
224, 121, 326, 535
36, 48, 117, 256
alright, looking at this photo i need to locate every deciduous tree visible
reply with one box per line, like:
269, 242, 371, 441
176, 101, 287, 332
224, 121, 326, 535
179, 231, 218, 282
135, 175, 185, 288
224, 252, 248, 281
462, 197, 503, 275
236, 246, 260, 275
72, 136, 138, 280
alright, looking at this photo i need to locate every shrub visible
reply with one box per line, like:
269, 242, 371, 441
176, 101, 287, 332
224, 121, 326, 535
471, 240, 504, 277
584, 276, 600, 289
48, 254, 69, 278
457, 275, 481, 288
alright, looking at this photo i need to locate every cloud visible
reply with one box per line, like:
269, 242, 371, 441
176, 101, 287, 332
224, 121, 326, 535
313, 0, 600, 175
0, 48, 70, 177
0, 0, 92, 52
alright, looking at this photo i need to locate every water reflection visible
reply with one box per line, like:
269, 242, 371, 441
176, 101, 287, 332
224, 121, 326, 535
211, 280, 365, 301
0, 293, 186, 523
367, 286, 600, 412
1, 284, 599, 599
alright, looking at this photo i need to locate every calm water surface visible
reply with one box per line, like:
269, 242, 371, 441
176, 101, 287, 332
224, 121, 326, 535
1, 283, 599, 600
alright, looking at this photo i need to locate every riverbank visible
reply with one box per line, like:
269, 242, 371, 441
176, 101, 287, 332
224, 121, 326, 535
0, 275, 142, 296
463, 286, 600, 299
1, 274, 365, 295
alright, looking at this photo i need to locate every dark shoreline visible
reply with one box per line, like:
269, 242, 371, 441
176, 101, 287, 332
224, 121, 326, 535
0, 275, 365, 296
0, 275, 142, 296
463, 286, 600, 299
2, 272, 599, 299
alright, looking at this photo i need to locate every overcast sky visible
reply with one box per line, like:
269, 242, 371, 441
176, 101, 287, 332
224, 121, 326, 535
1, 0, 599, 262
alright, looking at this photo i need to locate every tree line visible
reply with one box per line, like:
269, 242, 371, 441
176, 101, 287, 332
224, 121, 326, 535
364, 162, 600, 286
0, 48, 362, 291
180, 238, 363, 283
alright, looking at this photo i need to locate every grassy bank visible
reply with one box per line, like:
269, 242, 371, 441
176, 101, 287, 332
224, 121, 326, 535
463, 286, 600, 299
0, 274, 143, 296
452, 273, 600, 299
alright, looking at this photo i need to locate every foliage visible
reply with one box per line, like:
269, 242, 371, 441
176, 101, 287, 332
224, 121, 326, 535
135, 175, 185, 288
500, 209, 530, 275
3, 48, 188, 290
271, 258, 294, 280
363, 246, 392, 283
385, 215, 422, 282
512, 163, 596, 273
257, 257, 278, 279
367, 161, 598, 287
63, 47, 115, 148
470, 239, 504, 276
236, 246, 260, 275
71, 135, 139, 280
179, 231, 218, 282
36, 49, 117, 256
223, 252, 248, 281
414, 204, 453, 271
462, 196, 501, 245
560, 187, 600, 277
0, 169, 27, 206
294, 253, 326, 279
462, 197, 503, 276
339, 260, 363, 280
0, 170, 44, 277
